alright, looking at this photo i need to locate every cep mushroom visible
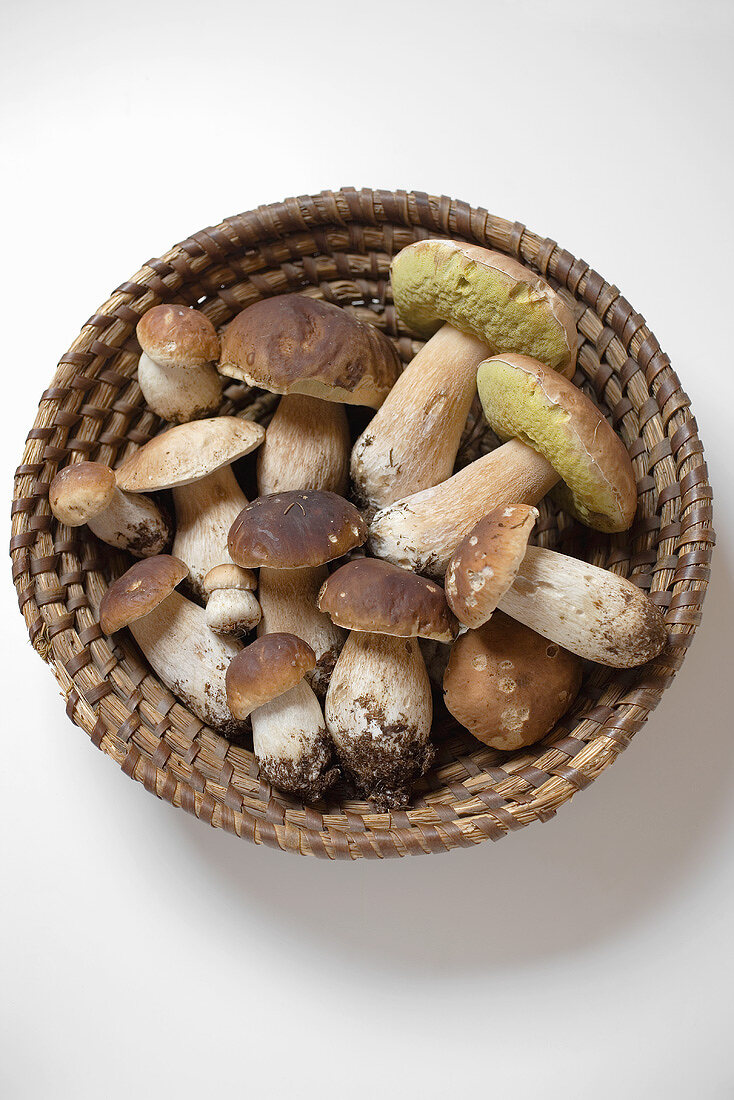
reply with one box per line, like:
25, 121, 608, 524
443, 611, 583, 751
368, 353, 637, 577
318, 558, 458, 810
49, 461, 171, 557
445, 504, 667, 667
116, 417, 265, 600
202, 564, 261, 636
136, 304, 223, 423
226, 633, 336, 801
351, 239, 577, 510
99, 556, 246, 736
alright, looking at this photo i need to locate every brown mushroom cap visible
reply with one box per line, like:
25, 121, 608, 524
228, 491, 367, 570
445, 505, 538, 628
219, 295, 401, 409
49, 462, 117, 526
202, 564, 256, 596
99, 555, 189, 634
477, 353, 637, 532
137, 304, 220, 369
225, 633, 316, 720
443, 612, 583, 750
115, 417, 265, 492
318, 558, 458, 642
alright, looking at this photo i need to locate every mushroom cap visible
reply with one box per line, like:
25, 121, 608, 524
445, 505, 538, 628
225, 633, 316, 720
318, 558, 458, 642
391, 239, 577, 375
202, 564, 257, 596
49, 462, 117, 526
219, 295, 401, 409
99, 555, 188, 634
136, 304, 220, 369
443, 612, 583, 750
115, 417, 265, 491
228, 490, 367, 569
477, 354, 637, 532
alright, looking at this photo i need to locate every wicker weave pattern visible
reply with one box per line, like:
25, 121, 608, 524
10, 189, 714, 858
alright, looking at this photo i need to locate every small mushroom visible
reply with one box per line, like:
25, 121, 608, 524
116, 417, 265, 600
136, 304, 223, 423
318, 558, 458, 810
351, 239, 577, 510
49, 461, 171, 557
368, 353, 637, 576
226, 633, 336, 801
202, 565, 261, 637
443, 611, 583, 750
99, 556, 246, 736
446, 504, 667, 667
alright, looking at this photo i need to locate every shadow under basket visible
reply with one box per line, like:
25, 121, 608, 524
10, 189, 715, 859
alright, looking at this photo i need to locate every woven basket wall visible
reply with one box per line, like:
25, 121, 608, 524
10, 189, 715, 859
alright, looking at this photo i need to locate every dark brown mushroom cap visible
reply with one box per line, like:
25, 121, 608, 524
99, 555, 189, 634
219, 295, 401, 409
318, 558, 458, 642
137, 304, 220, 368
443, 612, 583, 751
225, 633, 316, 720
49, 462, 117, 526
228, 491, 367, 569
445, 505, 538, 628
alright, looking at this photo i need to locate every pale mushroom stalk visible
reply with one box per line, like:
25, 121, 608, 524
257, 394, 350, 496
172, 467, 248, 599
251, 679, 334, 799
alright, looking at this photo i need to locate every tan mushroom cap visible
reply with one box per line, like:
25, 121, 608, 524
99, 555, 188, 634
115, 417, 265, 492
49, 462, 117, 526
391, 239, 577, 375
318, 558, 458, 643
219, 295, 401, 409
477, 354, 637, 532
202, 564, 256, 596
137, 304, 220, 368
443, 612, 583, 751
445, 505, 538, 628
225, 633, 316, 720
228, 491, 367, 570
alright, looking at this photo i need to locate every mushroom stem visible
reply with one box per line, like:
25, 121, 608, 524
84, 485, 170, 556
499, 544, 667, 667
351, 325, 489, 510
172, 466, 248, 599
251, 679, 335, 801
137, 353, 223, 424
257, 394, 350, 495
258, 566, 345, 700
368, 439, 558, 577
129, 589, 245, 735
325, 632, 433, 811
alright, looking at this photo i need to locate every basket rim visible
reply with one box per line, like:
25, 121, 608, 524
10, 187, 715, 859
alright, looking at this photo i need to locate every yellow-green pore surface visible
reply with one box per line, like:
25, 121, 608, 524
391, 240, 575, 374
477, 357, 636, 532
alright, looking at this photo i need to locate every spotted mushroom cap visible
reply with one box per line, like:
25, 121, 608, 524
228, 490, 367, 570
445, 505, 538, 628
99, 555, 189, 634
136, 304, 220, 369
49, 462, 117, 526
225, 633, 316, 720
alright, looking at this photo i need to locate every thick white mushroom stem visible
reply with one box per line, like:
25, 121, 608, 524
258, 566, 345, 700
251, 679, 336, 801
499, 545, 668, 667
369, 439, 559, 577
351, 325, 489, 510
87, 486, 171, 557
257, 394, 350, 495
129, 590, 245, 736
325, 632, 433, 811
172, 466, 248, 600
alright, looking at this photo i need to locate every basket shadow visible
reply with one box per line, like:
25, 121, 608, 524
180, 554, 731, 977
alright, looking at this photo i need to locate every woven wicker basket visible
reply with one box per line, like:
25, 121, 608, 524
10, 188, 714, 859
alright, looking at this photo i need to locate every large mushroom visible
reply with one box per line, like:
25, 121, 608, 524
351, 239, 577, 510
318, 558, 458, 810
445, 504, 667, 667
49, 461, 171, 557
115, 417, 264, 600
136, 304, 223, 423
99, 556, 245, 736
368, 353, 637, 576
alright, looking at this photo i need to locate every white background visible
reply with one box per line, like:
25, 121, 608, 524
2, 1, 733, 1096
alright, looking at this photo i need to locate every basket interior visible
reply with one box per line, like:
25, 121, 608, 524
10, 189, 714, 858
